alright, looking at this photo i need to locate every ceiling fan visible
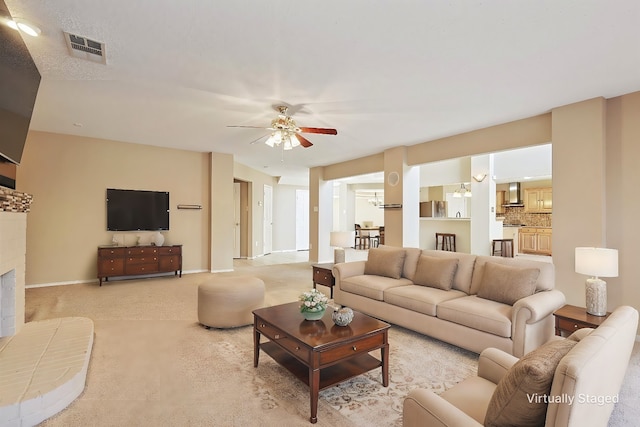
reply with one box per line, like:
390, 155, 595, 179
228, 105, 337, 150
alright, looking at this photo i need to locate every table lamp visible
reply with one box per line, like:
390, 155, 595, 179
575, 247, 618, 316
330, 231, 353, 264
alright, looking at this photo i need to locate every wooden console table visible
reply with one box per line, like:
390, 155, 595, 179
97, 244, 182, 285
312, 263, 335, 298
553, 304, 611, 336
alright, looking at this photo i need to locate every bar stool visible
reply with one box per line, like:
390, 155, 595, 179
491, 239, 514, 257
435, 233, 456, 252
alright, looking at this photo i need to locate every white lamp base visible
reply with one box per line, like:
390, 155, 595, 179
585, 278, 607, 316
334, 248, 345, 264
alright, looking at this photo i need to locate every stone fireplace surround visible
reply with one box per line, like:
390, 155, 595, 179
0, 188, 94, 426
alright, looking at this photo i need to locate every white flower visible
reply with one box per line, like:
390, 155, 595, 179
299, 288, 328, 313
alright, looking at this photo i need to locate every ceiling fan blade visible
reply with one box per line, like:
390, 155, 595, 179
299, 127, 338, 135
294, 133, 313, 148
227, 125, 270, 129
248, 134, 270, 145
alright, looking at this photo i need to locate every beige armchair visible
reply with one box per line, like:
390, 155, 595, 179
403, 306, 638, 427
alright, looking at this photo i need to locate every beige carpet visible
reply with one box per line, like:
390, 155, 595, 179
24, 259, 639, 426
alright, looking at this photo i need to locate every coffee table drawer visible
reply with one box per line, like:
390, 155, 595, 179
320, 333, 384, 365
277, 336, 310, 362
256, 320, 286, 341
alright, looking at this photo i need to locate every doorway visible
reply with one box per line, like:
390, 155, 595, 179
263, 184, 273, 255
296, 189, 309, 250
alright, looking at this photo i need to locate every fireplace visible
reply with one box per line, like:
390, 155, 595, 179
0, 188, 32, 338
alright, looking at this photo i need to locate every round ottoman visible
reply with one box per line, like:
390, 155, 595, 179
198, 276, 265, 328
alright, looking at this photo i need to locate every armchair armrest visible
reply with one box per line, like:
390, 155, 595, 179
477, 347, 518, 385
332, 260, 366, 283
403, 389, 483, 427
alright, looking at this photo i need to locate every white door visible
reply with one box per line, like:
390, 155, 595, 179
295, 189, 309, 251
233, 182, 241, 258
263, 184, 273, 255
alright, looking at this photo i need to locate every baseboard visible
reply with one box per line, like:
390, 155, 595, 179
210, 268, 234, 273
26, 270, 208, 288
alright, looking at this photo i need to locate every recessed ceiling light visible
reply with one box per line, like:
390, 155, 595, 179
6, 18, 41, 37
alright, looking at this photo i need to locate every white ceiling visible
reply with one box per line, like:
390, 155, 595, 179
5, 1, 639, 186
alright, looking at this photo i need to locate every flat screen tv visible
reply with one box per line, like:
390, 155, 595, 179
0, 0, 42, 190
106, 189, 169, 231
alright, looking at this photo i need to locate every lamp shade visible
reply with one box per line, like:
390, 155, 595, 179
575, 247, 618, 278
330, 231, 353, 248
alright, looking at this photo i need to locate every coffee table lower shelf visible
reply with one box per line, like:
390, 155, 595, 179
260, 341, 383, 390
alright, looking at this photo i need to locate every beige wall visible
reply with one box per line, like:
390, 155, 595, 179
605, 92, 640, 316
17, 132, 211, 285
551, 98, 607, 306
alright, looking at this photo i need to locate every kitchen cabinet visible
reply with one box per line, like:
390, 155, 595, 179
524, 187, 552, 213
496, 191, 506, 215
519, 228, 552, 255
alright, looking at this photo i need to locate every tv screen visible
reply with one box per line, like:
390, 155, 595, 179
106, 189, 169, 231
0, 0, 42, 168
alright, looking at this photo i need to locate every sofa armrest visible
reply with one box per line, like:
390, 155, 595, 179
332, 260, 366, 283
513, 289, 566, 324
511, 289, 566, 356
477, 347, 518, 384
403, 389, 483, 427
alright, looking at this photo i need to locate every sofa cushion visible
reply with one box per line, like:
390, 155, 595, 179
413, 255, 458, 290
470, 255, 554, 295
384, 285, 467, 316
340, 275, 413, 301
364, 247, 406, 279
484, 338, 577, 427
419, 250, 477, 294
437, 295, 513, 338
402, 247, 423, 281
476, 262, 540, 305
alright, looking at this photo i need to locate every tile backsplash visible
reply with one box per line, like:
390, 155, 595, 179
501, 206, 552, 227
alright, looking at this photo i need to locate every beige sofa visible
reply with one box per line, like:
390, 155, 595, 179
333, 246, 566, 357
403, 305, 639, 427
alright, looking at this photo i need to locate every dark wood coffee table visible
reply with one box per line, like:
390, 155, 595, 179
253, 302, 390, 423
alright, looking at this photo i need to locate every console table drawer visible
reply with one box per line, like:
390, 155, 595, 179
320, 333, 384, 365
159, 255, 180, 270
125, 263, 159, 275
557, 318, 593, 334
313, 267, 334, 287
99, 258, 125, 275
127, 256, 158, 265
158, 246, 181, 255
126, 247, 158, 256
98, 247, 126, 257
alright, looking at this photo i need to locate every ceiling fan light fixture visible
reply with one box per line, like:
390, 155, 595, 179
6, 19, 41, 37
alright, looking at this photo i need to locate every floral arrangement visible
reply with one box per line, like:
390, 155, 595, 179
299, 289, 329, 313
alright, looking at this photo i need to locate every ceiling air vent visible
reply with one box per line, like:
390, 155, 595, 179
63, 31, 106, 64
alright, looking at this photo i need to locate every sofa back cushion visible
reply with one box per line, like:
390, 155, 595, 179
485, 338, 578, 427
412, 255, 459, 290
378, 245, 422, 281
476, 262, 540, 305
419, 250, 477, 294
364, 246, 406, 279
470, 255, 555, 295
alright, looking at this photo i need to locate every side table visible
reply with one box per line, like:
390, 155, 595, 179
312, 263, 335, 298
553, 304, 611, 336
